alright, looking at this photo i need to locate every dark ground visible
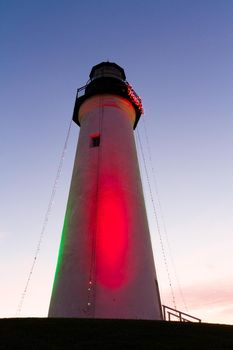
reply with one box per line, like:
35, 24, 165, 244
0, 318, 233, 350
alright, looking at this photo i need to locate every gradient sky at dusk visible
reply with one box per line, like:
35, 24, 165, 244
1, 0, 233, 324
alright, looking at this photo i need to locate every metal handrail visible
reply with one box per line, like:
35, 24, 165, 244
162, 305, 201, 323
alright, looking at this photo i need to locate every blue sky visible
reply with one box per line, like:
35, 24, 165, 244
1, 0, 233, 324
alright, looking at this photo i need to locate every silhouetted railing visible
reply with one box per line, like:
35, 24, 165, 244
162, 305, 201, 322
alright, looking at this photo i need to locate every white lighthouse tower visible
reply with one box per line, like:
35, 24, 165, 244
48, 62, 162, 320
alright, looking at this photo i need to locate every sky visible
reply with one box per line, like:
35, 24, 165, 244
1, 0, 233, 324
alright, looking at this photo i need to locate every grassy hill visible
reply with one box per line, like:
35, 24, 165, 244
0, 318, 233, 349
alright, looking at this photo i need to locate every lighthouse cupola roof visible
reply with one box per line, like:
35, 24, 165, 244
89, 62, 126, 81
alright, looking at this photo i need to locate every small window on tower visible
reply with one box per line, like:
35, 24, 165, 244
90, 134, 100, 148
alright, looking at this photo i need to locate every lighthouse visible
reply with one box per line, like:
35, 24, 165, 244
48, 62, 162, 320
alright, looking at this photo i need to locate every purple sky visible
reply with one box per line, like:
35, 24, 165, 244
1, 0, 233, 324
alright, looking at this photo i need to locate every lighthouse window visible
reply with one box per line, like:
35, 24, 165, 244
90, 134, 100, 147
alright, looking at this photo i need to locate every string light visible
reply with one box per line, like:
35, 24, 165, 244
16, 117, 73, 317
126, 82, 144, 114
